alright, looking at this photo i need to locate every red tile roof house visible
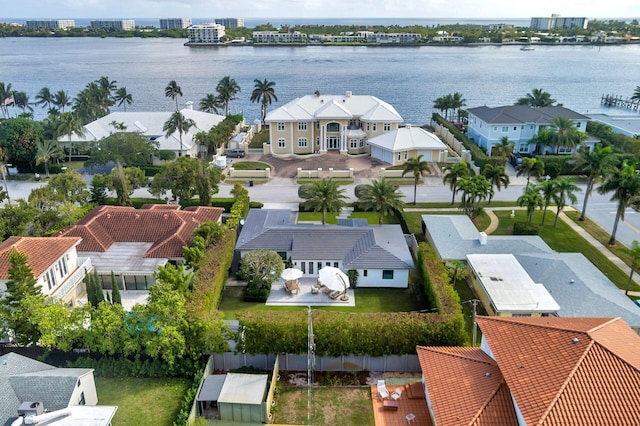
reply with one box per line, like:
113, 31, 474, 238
417, 316, 640, 425
55, 204, 223, 297
0, 236, 91, 308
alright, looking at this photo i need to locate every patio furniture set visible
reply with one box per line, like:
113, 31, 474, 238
377, 380, 415, 423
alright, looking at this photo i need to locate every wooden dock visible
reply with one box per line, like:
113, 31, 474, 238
601, 94, 640, 111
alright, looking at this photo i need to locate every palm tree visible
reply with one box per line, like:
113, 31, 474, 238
492, 136, 514, 165
597, 161, 640, 245
95, 76, 117, 97
35, 87, 54, 110
250, 79, 278, 125
572, 144, 615, 221
443, 162, 471, 204
357, 178, 405, 224
299, 179, 346, 225
516, 157, 545, 189
530, 128, 554, 155
631, 86, 640, 102
13, 91, 33, 116
0, 82, 12, 118
53, 90, 71, 113
450, 92, 466, 120
515, 88, 556, 107
624, 240, 640, 295
517, 186, 543, 223
456, 174, 492, 219
216, 75, 240, 115
549, 116, 582, 153
481, 163, 510, 204
537, 179, 557, 225
401, 154, 431, 205
199, 93, 222, 114
163, 111, 196, 158
432, 95, 449, 120
552, 177, 580, 227
35, 139, 62, 178
165, 80, 183, 110
57, 112, 84, 165
114, 87, 133, 112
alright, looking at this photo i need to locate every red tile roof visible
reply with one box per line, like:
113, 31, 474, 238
476, 316, 640, 426
0, 236, 81, 279
416, 346, 518, 426
55, 205, 223, 258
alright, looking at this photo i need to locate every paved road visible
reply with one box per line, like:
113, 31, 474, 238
5, 172, 640, 248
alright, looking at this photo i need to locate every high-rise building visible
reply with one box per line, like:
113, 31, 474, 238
530, 14, 588, 30
90, 20, 136, 30
187, 23, 226, 44
160, 18, 192, 30
214, 18, 244, 29
26, 20, 75, 30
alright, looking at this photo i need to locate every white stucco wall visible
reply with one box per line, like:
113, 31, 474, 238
68, 371, 98, 406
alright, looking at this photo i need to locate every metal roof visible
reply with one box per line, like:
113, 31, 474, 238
218, 373, 268, 405
197, 375, 227, 402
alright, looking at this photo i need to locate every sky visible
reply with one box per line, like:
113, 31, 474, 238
2, 0, 639, 20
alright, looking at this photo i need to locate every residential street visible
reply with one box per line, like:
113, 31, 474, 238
5, 169, 640, 249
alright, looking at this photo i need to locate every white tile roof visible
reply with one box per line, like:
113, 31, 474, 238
265, 92, 403, 123
368, 125, 447, 152
58, 109, 225, 152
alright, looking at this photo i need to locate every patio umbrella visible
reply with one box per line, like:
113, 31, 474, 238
318, 266, 350, 292
281, 268, 304, 281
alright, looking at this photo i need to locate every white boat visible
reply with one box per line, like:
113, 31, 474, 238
520, 45, 535, 51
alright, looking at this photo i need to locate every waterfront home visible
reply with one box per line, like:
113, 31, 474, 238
264, 91, 402, 156
422, 214, 640, 329
417, 316, 640, 425
466, 105, 596, 155
236, 209, 414, 288
57, 107, 226, 160
0, 236, 91, 307
367, 124, 447, 165
55, 204, 223, 292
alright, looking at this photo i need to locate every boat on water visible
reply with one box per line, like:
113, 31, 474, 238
520, 45, 535, 51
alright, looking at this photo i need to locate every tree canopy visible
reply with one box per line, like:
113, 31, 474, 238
150, 157, 222, 203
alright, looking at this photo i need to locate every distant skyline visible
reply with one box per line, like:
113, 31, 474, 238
2, 0, 639, 21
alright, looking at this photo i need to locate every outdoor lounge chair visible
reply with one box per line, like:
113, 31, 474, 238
284, 280, 300, 295
378, 383, 390, 400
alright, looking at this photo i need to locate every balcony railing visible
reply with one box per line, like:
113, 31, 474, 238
52, 257, 93, 300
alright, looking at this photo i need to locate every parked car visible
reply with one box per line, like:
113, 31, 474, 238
224, 148, 246, 158
510, 152, 523, 167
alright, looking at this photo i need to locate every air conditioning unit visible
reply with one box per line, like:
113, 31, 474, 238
18, 401, 44, 417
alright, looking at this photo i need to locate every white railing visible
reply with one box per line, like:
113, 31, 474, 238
53, 257, 93, 300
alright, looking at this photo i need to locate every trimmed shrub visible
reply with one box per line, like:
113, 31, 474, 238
513, 221, 541, 235
137, 165, 162, 177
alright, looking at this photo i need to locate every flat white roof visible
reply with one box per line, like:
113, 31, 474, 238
467, 254, 560, 313
218, 372, 268, 405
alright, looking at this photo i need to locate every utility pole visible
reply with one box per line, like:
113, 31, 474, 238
471, 299, 479, 347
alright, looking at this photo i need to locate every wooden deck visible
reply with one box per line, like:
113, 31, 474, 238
371, 383, 431, 426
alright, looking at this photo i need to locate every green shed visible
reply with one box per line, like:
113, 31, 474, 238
218, 372, 269, 423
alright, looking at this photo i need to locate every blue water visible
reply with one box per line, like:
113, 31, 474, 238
1, 37, 639, 124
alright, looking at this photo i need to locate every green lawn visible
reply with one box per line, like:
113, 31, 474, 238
219, 286, 424, 320
249, 129, 269, 148
491, 210, 639, 292
95, 377, 191, 426
229, 161, 271, 170
273, 386, 373, 425
297, 211, 399, 224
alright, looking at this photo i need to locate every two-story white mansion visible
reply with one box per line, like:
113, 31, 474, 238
466, 105, 595, 155
264, 91, 403, 156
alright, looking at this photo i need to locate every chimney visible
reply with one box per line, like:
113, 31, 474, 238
479, 232, 488, 245
406, 124, 412, 130
345, 91, 352, 97
185, 101, 194, 110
